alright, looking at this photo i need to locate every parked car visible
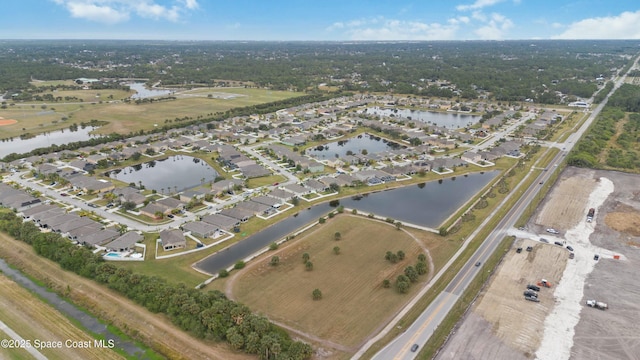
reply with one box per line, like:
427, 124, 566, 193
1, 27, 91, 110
527, 284, 541, 292
594, 254, 600, 261
60, 193, 68, 196
167, 214, 174, 218
540, 238, 549, 243
516, 247, 523, 253
566, 245, 574, 252
554, 241, 563, 246
546, 228, 559, 234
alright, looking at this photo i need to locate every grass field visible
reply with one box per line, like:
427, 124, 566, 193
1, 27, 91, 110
232, 215, 429, 349
0, 87, 302, 139
0, 273, 124, 360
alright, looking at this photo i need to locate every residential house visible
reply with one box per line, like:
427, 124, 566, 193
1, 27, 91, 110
201, 213, 239, 231
104, 231, 143, 252
250, 195, 282, 208
219, 207, 254, 222
159, 229, 186, 251
182, 221, 219, 238
78, 228, 120, 247
235, 200, 273, 216
139, 203, 172, 219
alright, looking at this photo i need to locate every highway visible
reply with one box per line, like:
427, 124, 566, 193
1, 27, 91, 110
369, 56, 638, 360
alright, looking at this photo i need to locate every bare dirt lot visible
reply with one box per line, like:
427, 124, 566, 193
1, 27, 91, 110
437, 239, 568, 359
437, 167, 640, 360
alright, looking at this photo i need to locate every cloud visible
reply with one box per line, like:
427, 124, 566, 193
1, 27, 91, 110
456, 0, 506, 11
52, 0, 198, 24
553, 11, 640, 39
326, 17, 460, 41
474, 12, 513, 39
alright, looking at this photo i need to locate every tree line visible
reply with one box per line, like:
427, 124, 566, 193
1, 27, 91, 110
0, 210, 312, 359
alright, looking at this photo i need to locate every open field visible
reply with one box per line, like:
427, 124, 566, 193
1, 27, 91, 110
0, 232, 249, 360
437, 167, 640, 360
230, 215, 431, 354
0, 273, 124, 360
0, 87, 301, 138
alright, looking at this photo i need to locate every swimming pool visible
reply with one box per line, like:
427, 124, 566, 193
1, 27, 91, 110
105, 253, 121, 258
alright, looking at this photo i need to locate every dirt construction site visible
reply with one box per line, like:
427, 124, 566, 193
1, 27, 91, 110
437, 167, 640, 360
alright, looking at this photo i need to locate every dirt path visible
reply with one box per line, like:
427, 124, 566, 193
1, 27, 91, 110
0, 233, 250, 360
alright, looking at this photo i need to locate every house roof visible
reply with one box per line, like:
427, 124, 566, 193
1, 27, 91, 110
159, 229, 186, 247
105, 231, 143, 251
201, 213, 239, 230
182, 221, 219, 235
79, 228, 120, 246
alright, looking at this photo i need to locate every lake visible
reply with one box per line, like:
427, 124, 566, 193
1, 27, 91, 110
307, 133, 406, 159
129, 83, 173, 99
194, 170, 498, 275
0, 127, 98, 158
360, 107, 482, 129
108, 155, 218, 193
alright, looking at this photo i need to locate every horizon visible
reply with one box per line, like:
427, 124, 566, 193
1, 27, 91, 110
2, 1, 640, 41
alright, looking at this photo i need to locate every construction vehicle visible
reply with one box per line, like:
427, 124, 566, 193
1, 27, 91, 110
525, 295, 540, 302
587, 208, 595, 222
537, 279, 552, 288
586, 299, 608, 310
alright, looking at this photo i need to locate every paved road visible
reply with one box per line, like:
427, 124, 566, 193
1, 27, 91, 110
368, 55, 639, 360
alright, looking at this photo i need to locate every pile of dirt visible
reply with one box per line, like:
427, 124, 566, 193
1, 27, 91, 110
604, 210, 640, 237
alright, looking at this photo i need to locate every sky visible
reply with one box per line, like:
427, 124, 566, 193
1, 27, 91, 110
1, 0, 640, 41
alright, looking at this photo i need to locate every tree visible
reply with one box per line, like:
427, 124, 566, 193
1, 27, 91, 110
396, 275, 410, 293
418, 253, 427, 262
234, 261, 245, 269
404, 266, 419, 282
382, 279, 391, 288
397, 250, 405, 261
416, 261, 428, 275
318, 217, 326, 224
312, 288, 322, 300
302, 252, 310, 263
333, 246, 340, 255
334, 232, 341, 241
269, 242, 279, 250
305, 261, 313, 271
270, 256, 280, 266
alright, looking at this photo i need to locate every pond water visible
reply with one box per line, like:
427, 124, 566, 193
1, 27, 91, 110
194, 170, 498, 275
360, 107, 482, 129
307, 133, 406, 159
108, 155, 218, 193
0, 126, 98, 158
129, 83, 173, 99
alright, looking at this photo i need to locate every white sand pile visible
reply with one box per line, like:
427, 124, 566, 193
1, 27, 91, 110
535, 177, 622, 360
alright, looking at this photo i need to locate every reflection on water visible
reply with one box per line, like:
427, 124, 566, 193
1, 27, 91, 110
108, 155, 218, 193
360, 107, 481, 129
0, 127, 98, 158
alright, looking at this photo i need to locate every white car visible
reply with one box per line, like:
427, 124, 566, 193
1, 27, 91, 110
546, 228, 559, 234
